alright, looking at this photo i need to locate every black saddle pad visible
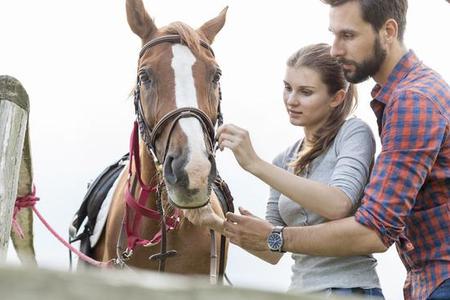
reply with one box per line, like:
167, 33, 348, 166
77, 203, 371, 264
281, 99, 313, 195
69, 153, 129, 256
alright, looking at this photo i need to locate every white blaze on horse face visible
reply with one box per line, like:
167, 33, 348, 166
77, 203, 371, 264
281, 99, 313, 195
171, 44, 211, 196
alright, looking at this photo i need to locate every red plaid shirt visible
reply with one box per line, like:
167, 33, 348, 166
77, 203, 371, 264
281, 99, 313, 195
355, 51, 450, 300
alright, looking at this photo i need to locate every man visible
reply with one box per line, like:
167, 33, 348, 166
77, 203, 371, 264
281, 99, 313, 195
222, 1, 449, 299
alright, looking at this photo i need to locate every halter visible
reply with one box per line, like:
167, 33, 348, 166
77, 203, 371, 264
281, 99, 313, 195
133, 34, 223, 167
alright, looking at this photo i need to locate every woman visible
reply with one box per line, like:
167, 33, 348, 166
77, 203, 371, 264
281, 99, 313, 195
217, 44, 384, 298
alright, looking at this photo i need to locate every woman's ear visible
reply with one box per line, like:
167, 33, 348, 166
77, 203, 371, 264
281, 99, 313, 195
330, 89, 346, 108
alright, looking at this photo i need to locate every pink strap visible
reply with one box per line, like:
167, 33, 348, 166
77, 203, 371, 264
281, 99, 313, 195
13, 185, 39, 238
126, 187, 159, 219
15, 187, 112, 267
124, 121, 180, 251
32, 205, 113, 268
129, 121, 153, 191
125, 188, 178, 228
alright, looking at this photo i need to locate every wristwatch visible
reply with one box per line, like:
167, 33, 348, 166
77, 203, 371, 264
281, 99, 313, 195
267, 226, 286, 252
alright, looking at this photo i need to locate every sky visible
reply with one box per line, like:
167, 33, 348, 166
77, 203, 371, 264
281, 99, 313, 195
1, 1, 450, 299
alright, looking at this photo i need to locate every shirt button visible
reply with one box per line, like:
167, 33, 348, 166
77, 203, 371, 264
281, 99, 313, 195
406, 242, 414, 251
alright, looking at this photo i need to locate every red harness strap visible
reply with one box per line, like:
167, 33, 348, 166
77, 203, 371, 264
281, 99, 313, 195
124, 121, 180, 252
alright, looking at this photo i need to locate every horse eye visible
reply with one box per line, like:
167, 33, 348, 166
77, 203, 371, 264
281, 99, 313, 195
212, 69, 221, 84
139, 69, 152, 84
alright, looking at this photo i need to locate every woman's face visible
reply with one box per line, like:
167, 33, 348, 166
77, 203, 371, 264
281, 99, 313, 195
283, 66, 334, 131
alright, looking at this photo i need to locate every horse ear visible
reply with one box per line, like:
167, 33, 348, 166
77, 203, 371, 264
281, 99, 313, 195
126, 0, 157, 41
197, 6, 228, 44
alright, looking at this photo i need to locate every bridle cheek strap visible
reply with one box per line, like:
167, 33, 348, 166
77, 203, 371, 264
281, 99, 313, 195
124, 121, 179, 252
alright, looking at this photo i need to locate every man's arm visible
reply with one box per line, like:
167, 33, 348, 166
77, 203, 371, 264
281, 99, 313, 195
280, 91, 447, 257
224, 92, 447, 257
283, 216, 387, 256
224, 211, 387, 256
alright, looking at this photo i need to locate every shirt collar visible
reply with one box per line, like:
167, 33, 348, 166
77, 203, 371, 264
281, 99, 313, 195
371, 50, 421, 105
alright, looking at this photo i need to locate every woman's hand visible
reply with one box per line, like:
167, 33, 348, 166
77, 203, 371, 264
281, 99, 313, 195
217, 124, 261, 172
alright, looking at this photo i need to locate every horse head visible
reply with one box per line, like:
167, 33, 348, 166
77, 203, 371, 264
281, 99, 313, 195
126, 0, 227, 209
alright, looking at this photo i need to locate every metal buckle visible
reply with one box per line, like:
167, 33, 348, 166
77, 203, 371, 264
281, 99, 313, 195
121, 248, 133, 261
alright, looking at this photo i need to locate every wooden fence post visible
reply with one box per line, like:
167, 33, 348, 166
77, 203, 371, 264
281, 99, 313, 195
0, 75, 30, 262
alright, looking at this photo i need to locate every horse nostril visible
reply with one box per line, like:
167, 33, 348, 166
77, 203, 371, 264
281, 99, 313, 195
164, 154, 188, 186
164, 155, 177, 185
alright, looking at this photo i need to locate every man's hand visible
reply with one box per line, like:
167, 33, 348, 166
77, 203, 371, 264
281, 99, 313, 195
223, 207, 274, 251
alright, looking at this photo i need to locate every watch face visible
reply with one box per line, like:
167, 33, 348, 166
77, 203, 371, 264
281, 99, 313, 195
267, 232, 282, 251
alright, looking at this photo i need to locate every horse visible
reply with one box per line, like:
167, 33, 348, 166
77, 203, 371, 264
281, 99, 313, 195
89, 0, 231, 277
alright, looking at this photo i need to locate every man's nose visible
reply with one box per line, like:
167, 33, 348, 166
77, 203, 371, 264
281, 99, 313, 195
330, 38, 345, 58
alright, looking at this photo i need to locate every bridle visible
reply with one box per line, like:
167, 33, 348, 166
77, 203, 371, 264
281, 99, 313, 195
133, 34, 223, 168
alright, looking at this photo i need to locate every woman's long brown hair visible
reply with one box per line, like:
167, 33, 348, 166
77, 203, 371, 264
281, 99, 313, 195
287, 43, 357, 175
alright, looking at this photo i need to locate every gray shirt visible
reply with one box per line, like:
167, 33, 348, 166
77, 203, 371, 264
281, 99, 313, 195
265, 118, 381, 293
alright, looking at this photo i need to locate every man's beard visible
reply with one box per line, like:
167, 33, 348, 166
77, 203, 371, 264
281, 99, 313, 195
339, 36, 387, 84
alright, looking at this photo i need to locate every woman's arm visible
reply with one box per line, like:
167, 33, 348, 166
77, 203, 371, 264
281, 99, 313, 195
217, 120, 375, 220
239, 207, 284, 264
250, 160, 352, 220
246, 248, 284, 264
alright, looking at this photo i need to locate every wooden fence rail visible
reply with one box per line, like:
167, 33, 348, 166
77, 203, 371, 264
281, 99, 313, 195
0, 265, 349, 300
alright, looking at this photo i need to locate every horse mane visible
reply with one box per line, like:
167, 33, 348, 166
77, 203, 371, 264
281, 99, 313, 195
163, 22, 202, 55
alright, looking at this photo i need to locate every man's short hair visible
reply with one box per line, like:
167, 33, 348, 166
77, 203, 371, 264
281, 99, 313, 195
321, 0, 408, 42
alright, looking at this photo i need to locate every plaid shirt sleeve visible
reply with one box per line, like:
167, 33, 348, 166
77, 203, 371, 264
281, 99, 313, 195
354, 90, 447, 250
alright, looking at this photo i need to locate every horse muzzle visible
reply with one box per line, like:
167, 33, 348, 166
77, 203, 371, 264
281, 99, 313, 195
163, 151, 216, 209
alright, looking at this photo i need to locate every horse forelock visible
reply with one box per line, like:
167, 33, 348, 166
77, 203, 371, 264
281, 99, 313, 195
163, 22, 202, 55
